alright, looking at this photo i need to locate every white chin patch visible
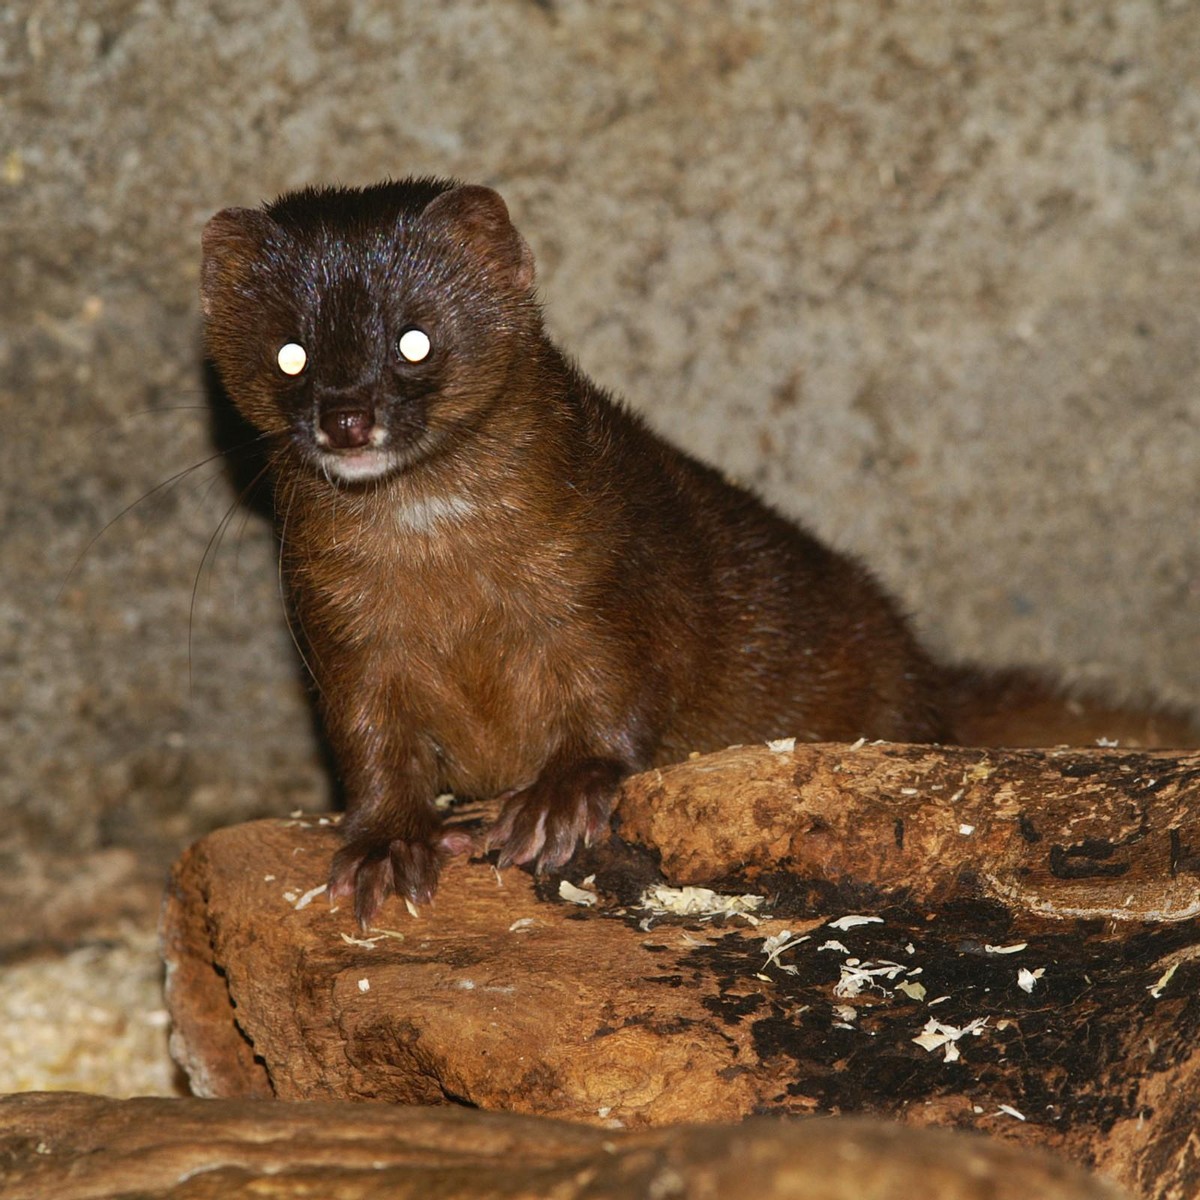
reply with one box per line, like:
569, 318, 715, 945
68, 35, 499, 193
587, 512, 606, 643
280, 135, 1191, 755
321, 450, 398, 483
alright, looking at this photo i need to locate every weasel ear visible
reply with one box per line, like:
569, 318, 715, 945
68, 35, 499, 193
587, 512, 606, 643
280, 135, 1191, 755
421, 185, 536, 293
200, 207, 279, 318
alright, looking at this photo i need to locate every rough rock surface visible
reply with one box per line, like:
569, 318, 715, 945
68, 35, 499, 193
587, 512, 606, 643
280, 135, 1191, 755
162, 743, 1200, 1200
0, 1093, 1127, 1200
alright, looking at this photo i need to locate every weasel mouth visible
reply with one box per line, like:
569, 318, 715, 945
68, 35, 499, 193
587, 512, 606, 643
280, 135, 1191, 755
307, 400, 435, 484
311, 405, 400, 482
316, 445, 400, 483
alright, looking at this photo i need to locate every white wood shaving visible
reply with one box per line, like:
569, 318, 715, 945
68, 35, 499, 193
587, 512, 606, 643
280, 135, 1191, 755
832, 1004, 858, 1023
767, 737, 796, 752
997, 1104, 1027, 1121
958, 823, 975, 835
639, 884, 763, 919
984, 942, 1028, 955
913, 1017, 988, 1063
760, 930, 809, 974
834, 960, 908, 998
404, 898, 420, 919
559, 880, 598, 907
818, 939, 851, 954
828, 915, 883, 931
508, 918, 536, 933
293, 883, 327, 910
896, 980, 927, 1001
357, 978, 370, 993
339, 928, 406, 948
1149, 962, 1179, 998
1017, 967, 1045, 993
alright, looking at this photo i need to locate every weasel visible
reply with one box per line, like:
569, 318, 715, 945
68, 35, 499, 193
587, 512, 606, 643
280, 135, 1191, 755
200, 178, 1194, 926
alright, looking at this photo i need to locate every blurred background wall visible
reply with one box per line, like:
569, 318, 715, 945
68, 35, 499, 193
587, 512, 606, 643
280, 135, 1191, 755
2, 3, 1198, 1064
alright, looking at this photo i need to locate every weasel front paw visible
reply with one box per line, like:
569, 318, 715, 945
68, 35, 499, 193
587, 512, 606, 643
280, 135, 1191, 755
329, 828, 468, 928
485, 757, 625, 872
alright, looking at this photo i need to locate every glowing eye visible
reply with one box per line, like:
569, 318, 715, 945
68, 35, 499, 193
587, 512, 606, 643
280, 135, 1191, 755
277, 342, 307, 376
397, 328, 431, 363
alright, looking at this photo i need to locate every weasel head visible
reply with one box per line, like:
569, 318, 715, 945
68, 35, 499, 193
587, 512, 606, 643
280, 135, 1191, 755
201, 178, 539, 487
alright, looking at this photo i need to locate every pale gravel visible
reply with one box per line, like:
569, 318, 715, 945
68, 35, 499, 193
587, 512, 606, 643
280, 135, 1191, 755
0, 930, 177, 1097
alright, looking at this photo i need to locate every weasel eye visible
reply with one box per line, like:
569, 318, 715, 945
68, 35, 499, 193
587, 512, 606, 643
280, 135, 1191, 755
397, 328, 431, 364
277, 342, 307, 376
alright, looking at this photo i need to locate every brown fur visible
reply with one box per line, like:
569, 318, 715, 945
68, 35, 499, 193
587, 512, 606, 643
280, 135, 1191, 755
200, 178, 1195, 926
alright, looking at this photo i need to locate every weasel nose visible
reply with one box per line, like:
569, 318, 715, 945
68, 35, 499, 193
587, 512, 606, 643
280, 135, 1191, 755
319, 407, 375, 449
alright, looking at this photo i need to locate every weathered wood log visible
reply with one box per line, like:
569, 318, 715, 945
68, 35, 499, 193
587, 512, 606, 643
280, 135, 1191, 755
160, 742, 1200, 1200
619, 743, 1200, 921
0, 1092, 1126, 1200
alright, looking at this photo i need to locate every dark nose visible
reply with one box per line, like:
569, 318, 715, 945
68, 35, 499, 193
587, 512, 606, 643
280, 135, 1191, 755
320, 407, 375, 449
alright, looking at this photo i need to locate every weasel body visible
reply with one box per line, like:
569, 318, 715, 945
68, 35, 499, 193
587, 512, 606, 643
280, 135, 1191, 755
201, 179, 1192, 925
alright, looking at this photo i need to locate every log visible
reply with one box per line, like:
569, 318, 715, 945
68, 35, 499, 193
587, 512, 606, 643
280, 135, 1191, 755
160, 742, 1200, 1199
619, 742, 1200, 921
0, 1092, 1126, 1200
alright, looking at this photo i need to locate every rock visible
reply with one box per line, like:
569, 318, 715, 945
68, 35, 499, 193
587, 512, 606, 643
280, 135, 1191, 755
0, 1092, 1126, 1200
162, 743, 1200, 1198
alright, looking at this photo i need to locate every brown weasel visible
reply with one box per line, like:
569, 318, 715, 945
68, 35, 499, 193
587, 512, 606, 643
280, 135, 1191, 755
200, 178, 1194, 926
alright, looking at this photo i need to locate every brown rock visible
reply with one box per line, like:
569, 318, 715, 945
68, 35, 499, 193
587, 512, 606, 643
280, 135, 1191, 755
161, 743, 1200, 1198
0, 1092, 1125, 1200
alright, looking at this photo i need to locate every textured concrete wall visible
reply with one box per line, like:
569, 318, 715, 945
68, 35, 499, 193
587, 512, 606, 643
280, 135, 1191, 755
4, 0, 1199, 869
